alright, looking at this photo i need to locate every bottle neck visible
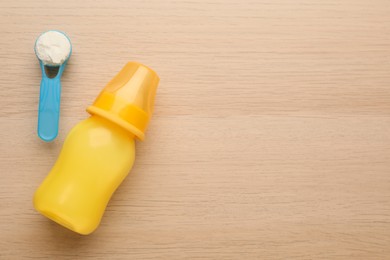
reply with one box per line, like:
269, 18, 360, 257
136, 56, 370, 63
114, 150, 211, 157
90, 115, 135, 139
86, 105, 143, 140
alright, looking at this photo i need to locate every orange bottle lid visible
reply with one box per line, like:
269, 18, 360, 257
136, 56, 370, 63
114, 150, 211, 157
87, 62, 159, 140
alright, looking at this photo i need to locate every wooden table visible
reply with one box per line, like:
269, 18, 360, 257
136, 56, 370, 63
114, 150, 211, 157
1, 0, 390, 259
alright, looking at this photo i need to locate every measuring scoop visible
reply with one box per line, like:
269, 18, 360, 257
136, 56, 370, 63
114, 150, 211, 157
35, 30, 72, 142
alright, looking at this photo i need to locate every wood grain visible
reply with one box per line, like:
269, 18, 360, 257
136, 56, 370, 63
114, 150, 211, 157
1, 0, 390, 259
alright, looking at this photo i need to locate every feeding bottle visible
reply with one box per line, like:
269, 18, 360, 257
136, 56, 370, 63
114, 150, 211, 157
33, 62, 159, 235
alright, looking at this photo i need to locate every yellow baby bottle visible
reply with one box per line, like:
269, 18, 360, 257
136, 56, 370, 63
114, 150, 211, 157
33, 62, 159, 235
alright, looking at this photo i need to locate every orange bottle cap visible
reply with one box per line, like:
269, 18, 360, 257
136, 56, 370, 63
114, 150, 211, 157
87, 62, 159, 140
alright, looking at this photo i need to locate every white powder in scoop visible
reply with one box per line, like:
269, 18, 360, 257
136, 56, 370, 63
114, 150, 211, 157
35, 31, 71, 66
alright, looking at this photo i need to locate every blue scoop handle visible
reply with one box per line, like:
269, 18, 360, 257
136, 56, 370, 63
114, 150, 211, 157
38, 76, 62, 142
37, 61, 67, 142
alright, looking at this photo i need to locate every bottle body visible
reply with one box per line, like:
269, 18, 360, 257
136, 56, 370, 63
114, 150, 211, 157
34, 115, 135, 235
